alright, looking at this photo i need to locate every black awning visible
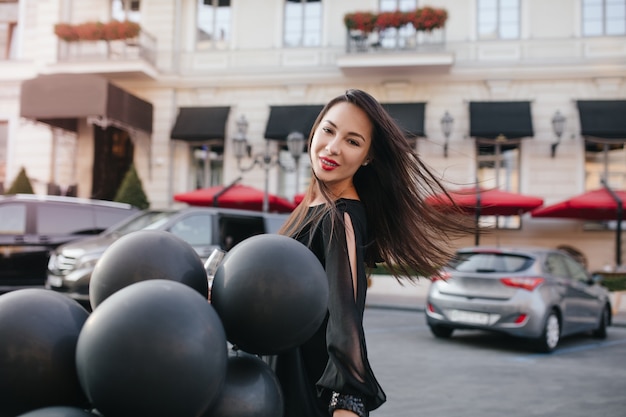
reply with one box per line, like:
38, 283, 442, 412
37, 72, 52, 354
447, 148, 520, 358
20, 73, 153, 134
469, 101, 534, 140
382, 102, 426, 137
264, 105, 324, 141
577, 100, 626, 140
170, 107, 230, 142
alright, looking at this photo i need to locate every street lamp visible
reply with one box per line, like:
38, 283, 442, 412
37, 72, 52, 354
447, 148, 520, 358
440, 111, 453, 157
231, 114, 305, 212
551, 110, 566, 158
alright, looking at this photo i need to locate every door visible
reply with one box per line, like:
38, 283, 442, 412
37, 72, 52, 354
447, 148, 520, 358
91, 125, 134, 200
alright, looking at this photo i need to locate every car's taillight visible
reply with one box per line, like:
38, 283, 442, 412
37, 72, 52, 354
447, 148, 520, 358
514, 313, 528, 324
500, 277, 544, 291
430, 271, 451, 282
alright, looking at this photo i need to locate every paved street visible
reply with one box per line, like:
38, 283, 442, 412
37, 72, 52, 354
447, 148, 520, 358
364, 307, 626, 417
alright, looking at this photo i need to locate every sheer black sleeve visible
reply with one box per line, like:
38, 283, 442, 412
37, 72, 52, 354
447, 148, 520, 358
316, 201, 386, 412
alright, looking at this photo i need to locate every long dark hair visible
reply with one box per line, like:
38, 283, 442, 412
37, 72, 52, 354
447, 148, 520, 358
280, 89, 473, 280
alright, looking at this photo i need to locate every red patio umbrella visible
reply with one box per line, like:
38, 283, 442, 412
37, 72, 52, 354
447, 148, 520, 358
426, 187, 545, 216
174, 184, 296, 213
294, 193, 305, 205
427, 187, 545, 245
531, 186, 625, 266
530, 188, 626, 221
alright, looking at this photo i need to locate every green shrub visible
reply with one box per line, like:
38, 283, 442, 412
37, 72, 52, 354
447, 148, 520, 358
6, 167, 35, 195
114, 164, 150, 210
599, 274, 626, 292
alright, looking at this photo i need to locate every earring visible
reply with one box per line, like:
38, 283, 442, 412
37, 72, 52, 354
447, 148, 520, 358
362, 161, 369, 166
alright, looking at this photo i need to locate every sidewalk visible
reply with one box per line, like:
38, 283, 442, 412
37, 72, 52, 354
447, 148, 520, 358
365, 275, 626, 327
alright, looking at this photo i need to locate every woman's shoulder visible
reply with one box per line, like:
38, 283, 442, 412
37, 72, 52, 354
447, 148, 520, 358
335, 198, 366, 222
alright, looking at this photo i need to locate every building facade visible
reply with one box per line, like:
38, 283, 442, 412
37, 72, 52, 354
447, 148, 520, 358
1, 0, 625, 270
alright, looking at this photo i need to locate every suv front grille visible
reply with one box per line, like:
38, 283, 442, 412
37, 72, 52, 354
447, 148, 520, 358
51, 254, 78, 273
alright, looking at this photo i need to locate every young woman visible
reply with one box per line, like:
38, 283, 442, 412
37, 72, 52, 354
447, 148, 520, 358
274, 89, 472, 417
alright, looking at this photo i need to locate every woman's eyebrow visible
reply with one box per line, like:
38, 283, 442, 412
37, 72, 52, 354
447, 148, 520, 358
323, 119, 366, 143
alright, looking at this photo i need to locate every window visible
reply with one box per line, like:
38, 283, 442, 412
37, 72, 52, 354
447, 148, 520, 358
584, 144, 625, 231
585, 145, 626, 192
378, 0, 419, 49
38, 205, 95, 235
477, 143, 521, 229
0, 204, 26, 234
0, 121, 7, 187
284, 0, 322, 47
477, 0, 520, 40
197, 0, 231, 49
111, 0, 141, 22
192, 145, 223, 189
170, 214, 214, 246
583, 0, 626, 36
0, 1, 18, 60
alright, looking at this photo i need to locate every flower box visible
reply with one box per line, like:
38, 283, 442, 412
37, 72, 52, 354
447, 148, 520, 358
344, 7, 448, 33
54, 20, 141, 42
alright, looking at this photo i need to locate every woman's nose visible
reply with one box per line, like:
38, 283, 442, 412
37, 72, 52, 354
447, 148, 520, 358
324, 138, 339, 155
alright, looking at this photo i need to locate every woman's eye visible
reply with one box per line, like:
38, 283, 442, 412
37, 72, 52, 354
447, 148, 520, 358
322, 127, 332, 134
348, 138, 360, 146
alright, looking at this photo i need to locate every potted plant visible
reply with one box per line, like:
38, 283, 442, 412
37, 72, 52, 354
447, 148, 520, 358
54, 23, 79, 42
375, 10, 408, 31
103, 20, 141, 41
54, 20, 141, 42
73, 21, 105, 41
343, 11, 377, 34
408, 6, 448, 31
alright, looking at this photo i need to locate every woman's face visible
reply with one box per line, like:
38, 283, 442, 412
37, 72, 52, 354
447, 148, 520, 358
310, 101, 372, 195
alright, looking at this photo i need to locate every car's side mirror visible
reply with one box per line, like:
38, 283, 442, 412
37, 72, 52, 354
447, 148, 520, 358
590, 273, 604, 285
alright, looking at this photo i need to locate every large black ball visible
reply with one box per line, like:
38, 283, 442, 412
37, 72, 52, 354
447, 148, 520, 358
211, 234, 328, 355
76, 280, 228, 417
203, 353, 284, 417
0, 290, 90, 417
89, 230, 208, 309
16, 406, 98, 417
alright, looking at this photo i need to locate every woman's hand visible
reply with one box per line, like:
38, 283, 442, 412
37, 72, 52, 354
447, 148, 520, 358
333, 410, 359, 417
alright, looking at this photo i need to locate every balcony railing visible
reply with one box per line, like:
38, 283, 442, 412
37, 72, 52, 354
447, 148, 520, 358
346, 28, 446, 53
56, 29, 157, 66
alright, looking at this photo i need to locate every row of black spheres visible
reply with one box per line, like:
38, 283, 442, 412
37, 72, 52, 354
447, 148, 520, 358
0, 230, 329, 417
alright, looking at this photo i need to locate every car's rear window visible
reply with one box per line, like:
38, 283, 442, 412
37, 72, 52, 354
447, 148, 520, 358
450, 252, 534, 273
0, 204, 27, 234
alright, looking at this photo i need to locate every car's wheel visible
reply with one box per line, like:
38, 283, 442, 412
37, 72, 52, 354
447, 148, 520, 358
533, 310, 560, 353
592, 305, 610, 339
429, 324, 454, 338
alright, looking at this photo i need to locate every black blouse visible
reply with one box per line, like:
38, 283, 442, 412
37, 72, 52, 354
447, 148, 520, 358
273, 199, 386, 416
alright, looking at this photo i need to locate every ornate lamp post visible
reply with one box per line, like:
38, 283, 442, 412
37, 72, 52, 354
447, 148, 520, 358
551, 110, 566, 158
440, 111, 453, 158
232, 115, 305, 212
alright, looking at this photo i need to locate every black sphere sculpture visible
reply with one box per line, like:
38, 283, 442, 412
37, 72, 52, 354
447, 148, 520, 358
0, 290, 90, 417
89, 230, 208, 309
16, 406, 98, 417
76, 280, 228, 417
211, 234, 328, 355
203, 353, 284, 417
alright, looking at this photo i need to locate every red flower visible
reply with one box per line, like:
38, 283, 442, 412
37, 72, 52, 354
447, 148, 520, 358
375, 11, 408, 30
73, 22, 105, 41
54, 20, 141, 42
54, 23, 79, 42
408, 6, 448, 31
103, 20, 141, 41
344, 11, 377, 34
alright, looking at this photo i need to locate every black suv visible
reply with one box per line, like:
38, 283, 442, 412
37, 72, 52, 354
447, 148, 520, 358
0, 194, 139, 292
46, 206, 289, 306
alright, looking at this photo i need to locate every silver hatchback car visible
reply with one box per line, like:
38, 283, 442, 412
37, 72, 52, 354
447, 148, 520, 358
425, 246, 612, 352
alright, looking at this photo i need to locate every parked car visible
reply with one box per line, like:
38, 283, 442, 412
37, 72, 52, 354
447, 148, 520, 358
425, 246, 612, 352
46, 206, 289, 307
0, 194, 139, 292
